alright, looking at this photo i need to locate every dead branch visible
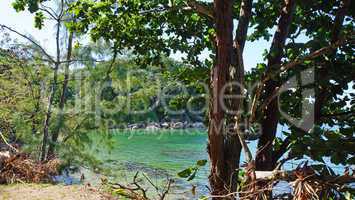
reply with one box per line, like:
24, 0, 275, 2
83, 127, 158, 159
0, 24, 55, 63
0, 131, 18, 153
108, 172, 172, 200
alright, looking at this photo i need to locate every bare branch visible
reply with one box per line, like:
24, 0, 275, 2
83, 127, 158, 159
185, 0, 214, 19
41, 4, 59, 19
104, 47, 119, 80
38, 7, 58, 20
232, 42, 253, 164
0, 24, 55, 63
0, 131, 18, 153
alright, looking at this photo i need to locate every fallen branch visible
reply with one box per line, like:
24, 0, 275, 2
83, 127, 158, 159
108, 172, 172, 200
0, 131, 18, 153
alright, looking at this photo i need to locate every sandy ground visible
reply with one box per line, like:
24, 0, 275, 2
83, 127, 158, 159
0, 184, 112, 200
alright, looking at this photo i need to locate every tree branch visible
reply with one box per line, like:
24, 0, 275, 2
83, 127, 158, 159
185, 0, 214, 19
321, 110, 355, 118
0, 24, 55, 63
250, 37, 353, 123
41, 4, 59, 19
38, 7, 58, 20
0, 131, 18, 153
234, 0, 252, 52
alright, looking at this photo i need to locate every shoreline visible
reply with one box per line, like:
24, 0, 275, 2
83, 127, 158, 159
110, 121, 207, 131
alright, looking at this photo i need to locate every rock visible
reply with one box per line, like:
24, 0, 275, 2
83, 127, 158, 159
128, 123, 144, 130
161, 122, 170, 128
149, 122, 161, 128
146, 125, 160, 131
171, 122, 184, 129
182, 121, 189, 128
192, 122, 206, 129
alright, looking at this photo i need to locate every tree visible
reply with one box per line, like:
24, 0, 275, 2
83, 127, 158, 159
253, 0, 354, 171
255, 0, 296, 171
207, 0, 234, 196
67, 0, 354, 198
5, 0, 77, 161
67, 0, 251, 196
0, 39, 47, 151
47, 30, 74, 159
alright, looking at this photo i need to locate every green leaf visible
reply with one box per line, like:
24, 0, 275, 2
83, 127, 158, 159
187, 170, 197, 181
113, 188, 128, 196
196, 159, 207, 166
28, 0, 39, 13
303, 60, 312, 65
199, 196, 208, 200
12, 0, 26, 12
34, 11, 45, 29
177, 167, 193, 178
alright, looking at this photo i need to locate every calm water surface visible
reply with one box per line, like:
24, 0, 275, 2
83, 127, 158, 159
76, 129, 308, 198
83, 129, 215, 198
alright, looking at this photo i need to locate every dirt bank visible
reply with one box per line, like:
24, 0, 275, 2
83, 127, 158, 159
0, 183, 112, 200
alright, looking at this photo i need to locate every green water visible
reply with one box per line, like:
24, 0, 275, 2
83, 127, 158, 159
79, 129, 344, 198
79, 129, 300, 198
84, 129, 212, 197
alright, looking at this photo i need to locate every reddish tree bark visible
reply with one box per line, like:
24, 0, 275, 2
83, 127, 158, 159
255, 0, 296, 171
224, 0, 252, 193
273, 0, 351, 163
208, 0, 234, 197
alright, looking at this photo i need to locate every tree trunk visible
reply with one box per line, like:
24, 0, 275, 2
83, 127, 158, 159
208, 0, 234, 197
40, 20, 61, 162
271, 0, 351, 166
224, 0, 252, 193
40, 63, 59, 161
47, 31, 74, 159
30, 101, 40, 135
234, 0, 252, 53
255, 0, 296, 171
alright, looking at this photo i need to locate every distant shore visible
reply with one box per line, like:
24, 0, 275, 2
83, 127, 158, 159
112, 121, 207, 131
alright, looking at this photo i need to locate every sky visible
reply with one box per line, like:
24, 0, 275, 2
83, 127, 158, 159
0, 0, 271, 71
